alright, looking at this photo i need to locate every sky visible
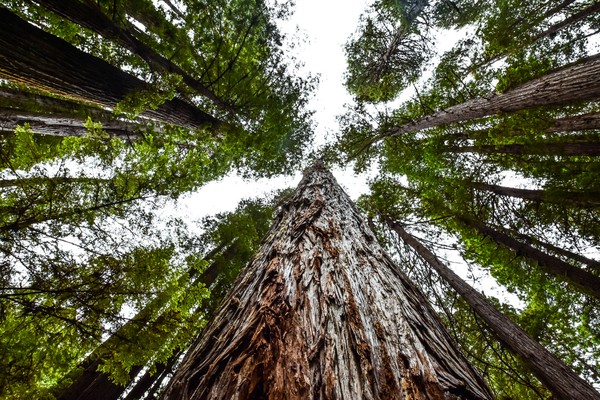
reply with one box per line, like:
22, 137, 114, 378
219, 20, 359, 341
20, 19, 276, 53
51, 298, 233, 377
176, 0, 374, 221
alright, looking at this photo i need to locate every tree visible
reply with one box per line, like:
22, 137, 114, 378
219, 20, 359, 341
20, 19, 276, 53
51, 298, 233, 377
378, 54, 600, 140
161, 162, 493, 399
383, 216, 600, 399
54, 196, 277, 400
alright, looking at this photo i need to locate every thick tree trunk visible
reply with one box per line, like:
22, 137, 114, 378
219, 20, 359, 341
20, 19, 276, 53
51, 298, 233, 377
58, 243, 229, 400
385, 219, 600, 400
382, 54, 600, 139
161, 162, 493, 400
470, 181, 600, 207
450, 142, 600, 156
0, 8, 223, 130
31, 0, 235, 114
457, 215, 600, 299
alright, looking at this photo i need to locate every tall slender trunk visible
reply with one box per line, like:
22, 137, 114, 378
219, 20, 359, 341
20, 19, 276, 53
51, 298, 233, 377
547, 111, 600, 133
58, 243, 230, 400
469, 181, 600, 207
0, 176, 109, 188
450, 142, 600, 156
0, 8, 224, 131
0, 109, 143, 140
161, 163, 493, 399
0, 195, 147, 233
503, 228, 600, 271
457, 215, 600, 299
471, 0, 577, 71
529, 1, 600, 44
385, 218, 600, 400
380, 54, 600, 139
30, 0, 235, 114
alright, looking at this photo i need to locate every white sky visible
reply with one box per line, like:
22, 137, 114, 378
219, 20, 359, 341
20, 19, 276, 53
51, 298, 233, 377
177, 0, 374, 221
166, 0, 520, 306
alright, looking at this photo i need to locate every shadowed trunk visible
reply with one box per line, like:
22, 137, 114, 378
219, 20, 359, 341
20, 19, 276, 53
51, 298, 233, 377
547, 112, 600, 133
457, 215, 600, 299
0, 8, 223, 130
450, 142, 600, 156
504, 228, 600, 271
384, 218, 600, 400
469, 181, 600, 207
161, 162, 493, 400
31, 0, 235, 114
0, 108, 144, 140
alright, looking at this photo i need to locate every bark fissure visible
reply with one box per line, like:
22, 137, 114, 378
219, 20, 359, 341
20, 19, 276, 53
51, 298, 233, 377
161, 163, 493, 399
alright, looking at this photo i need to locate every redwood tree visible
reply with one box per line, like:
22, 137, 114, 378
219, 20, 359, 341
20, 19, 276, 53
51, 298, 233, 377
161, 163, 493, 400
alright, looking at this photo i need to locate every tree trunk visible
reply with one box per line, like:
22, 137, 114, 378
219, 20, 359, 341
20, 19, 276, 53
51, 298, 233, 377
0, 8, 223, 131
0, 108, 143, 140
469, 181, 600, 207
457, 215, 600, 299
504, 228, 600, 271
529, 1, 600, 44
385, 219, 600, 400
470, 0, 576, 71
450, 142, 600, 156
161, 162, 493, 400
548, 111, 600, 133
382, 53, 600, 139
30, 0, 235, 114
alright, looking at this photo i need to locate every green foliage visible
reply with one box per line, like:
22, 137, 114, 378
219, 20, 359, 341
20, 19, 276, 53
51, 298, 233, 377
344, 0, 432, 102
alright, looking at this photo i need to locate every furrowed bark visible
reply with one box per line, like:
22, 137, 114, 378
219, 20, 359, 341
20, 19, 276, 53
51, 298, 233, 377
385, 219, 600, 400
0, 109, 144, 140
381, 54, 600, 139
0, 8, 224, 131
457, 215, 600, 299
548, 112, 600, 133
162, 162, 493, 400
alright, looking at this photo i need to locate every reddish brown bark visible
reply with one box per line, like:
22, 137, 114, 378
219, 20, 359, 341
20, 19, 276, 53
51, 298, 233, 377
386, 219, 600, 400
0, 8, 223, 130
161, 163, 493, 400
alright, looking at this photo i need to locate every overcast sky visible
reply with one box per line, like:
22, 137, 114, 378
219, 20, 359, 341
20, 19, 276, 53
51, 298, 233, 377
176, 0, 373, 221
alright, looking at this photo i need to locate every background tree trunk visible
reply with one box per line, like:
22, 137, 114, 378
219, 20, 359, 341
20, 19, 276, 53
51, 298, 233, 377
0, 8, 223, 130
469, 181, 600, 207
457, 215, 600, 299
386, 219, 600, 400
383, 54, 600, 138
161, 162, 493, 400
